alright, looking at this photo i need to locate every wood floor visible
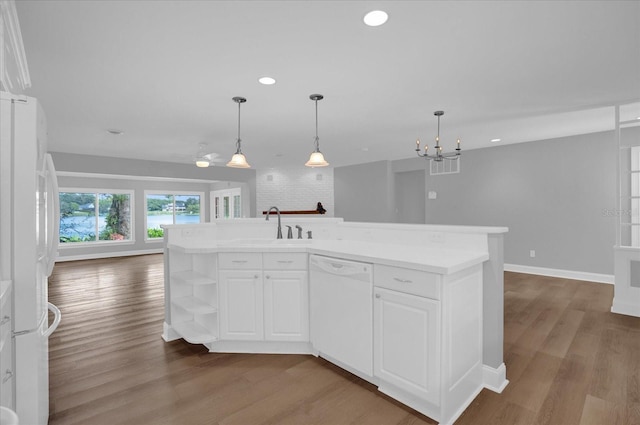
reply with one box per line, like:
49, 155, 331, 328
47, 254, 640, 425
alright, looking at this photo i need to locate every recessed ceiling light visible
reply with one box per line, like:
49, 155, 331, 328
107, 129, 124, 135
490, 138, 501, 143
363, 10, 388, 27
258, 76, 276, 85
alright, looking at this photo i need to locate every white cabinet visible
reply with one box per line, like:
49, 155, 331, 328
219, 270, 264, 340
219, 252, 309, 343
166, 251, 218, 346
264, 270, 308, 341
0, 280, 14, 409
373, 263, 484, 424
374, 287, 440, 405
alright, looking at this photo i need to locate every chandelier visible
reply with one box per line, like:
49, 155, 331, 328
415, 111, 461, 161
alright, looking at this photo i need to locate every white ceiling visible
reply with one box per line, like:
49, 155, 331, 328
15, 0, 640, 169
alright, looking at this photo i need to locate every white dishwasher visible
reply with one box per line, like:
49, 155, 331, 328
309, 254, 373, 377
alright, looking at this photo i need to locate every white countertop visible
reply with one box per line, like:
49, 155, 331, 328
167, 239, 488, 275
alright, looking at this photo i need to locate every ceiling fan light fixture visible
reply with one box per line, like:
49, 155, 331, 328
306, 94, 329, 168
226, 96, 251, 169
195, 158, 210, 168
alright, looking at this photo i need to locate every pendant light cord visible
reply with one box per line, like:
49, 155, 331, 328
314, 98, 320, 151
236, 100, 242, 153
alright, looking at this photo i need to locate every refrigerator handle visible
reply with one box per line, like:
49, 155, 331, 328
45, 153, 59, 276
43, 302, 61, 338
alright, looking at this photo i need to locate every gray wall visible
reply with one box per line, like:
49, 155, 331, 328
334, 130, 623, 275
423, 131, 617, 275
334, 160, 394, 222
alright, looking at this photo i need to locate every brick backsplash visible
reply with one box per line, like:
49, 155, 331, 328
256, 167, 334, 217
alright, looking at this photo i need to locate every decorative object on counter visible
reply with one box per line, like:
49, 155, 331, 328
226, 96, 251, 168
305, 94, 329, 167
316, 202, 327, 214
415, 110, 461, 162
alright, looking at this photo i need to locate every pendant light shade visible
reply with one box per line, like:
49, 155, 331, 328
226, 96, 251, 168
305, 94, 329, 167
227, 152, 249, 168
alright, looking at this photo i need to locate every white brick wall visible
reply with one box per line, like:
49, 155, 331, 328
256, 167, 334, 217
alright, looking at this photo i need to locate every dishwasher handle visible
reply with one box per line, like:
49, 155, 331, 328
309, 255, 371, 277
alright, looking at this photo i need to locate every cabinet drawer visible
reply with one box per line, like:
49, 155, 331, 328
373, 264, 440, 300
219, 253, 262, 269
263, 253, 308, 270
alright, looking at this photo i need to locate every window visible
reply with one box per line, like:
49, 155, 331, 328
145, 191, 204, 239
59, 190, 133, 244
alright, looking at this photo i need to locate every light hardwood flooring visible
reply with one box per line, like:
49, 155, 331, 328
47, 254, 640, 425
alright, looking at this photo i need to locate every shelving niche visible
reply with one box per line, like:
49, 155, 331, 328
168, 251, 218, 345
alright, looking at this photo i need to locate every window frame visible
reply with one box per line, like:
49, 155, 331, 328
58, 188, 135, 247
144, 190, 205, 241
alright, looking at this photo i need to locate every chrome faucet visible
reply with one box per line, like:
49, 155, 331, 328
295, 225, 303, 239
286, 225, 293, 239
265, 206, 283, 239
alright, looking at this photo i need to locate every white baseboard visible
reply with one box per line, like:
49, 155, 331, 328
611, 299, 640, 317
504, 264, 613, 284
482, 363, 509, 393
55, 248, 163, 262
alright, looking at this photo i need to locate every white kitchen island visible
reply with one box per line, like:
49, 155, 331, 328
161, 218, 508, 425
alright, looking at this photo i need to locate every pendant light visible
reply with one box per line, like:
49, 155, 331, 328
226, 96, 251, 168
305, 94, 329, 167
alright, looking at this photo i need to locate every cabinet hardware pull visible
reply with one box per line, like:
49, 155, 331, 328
266, 275, 270, 279
393, 277, 412, 283
277, 260, 293, 264
0, 315, 9, 326
375, 293, 381, 299
254, 275, 259, 279
2, 369, 13, 384
232, 260, 248, 263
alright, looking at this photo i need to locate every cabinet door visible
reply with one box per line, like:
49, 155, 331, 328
219, 270, 263, 340
264, 271, 308, 342
374, 287, 440, 405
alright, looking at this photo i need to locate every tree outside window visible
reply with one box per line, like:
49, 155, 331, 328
59, 191, 132, 243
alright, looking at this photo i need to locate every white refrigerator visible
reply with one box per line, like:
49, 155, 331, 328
0, 91, 61, 425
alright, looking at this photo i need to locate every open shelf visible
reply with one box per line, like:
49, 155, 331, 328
172, 321, 217, 344
171, 270, 216, 285
172, 296, 217, 314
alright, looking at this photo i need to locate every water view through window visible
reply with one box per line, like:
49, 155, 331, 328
145, 193, 202, 239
